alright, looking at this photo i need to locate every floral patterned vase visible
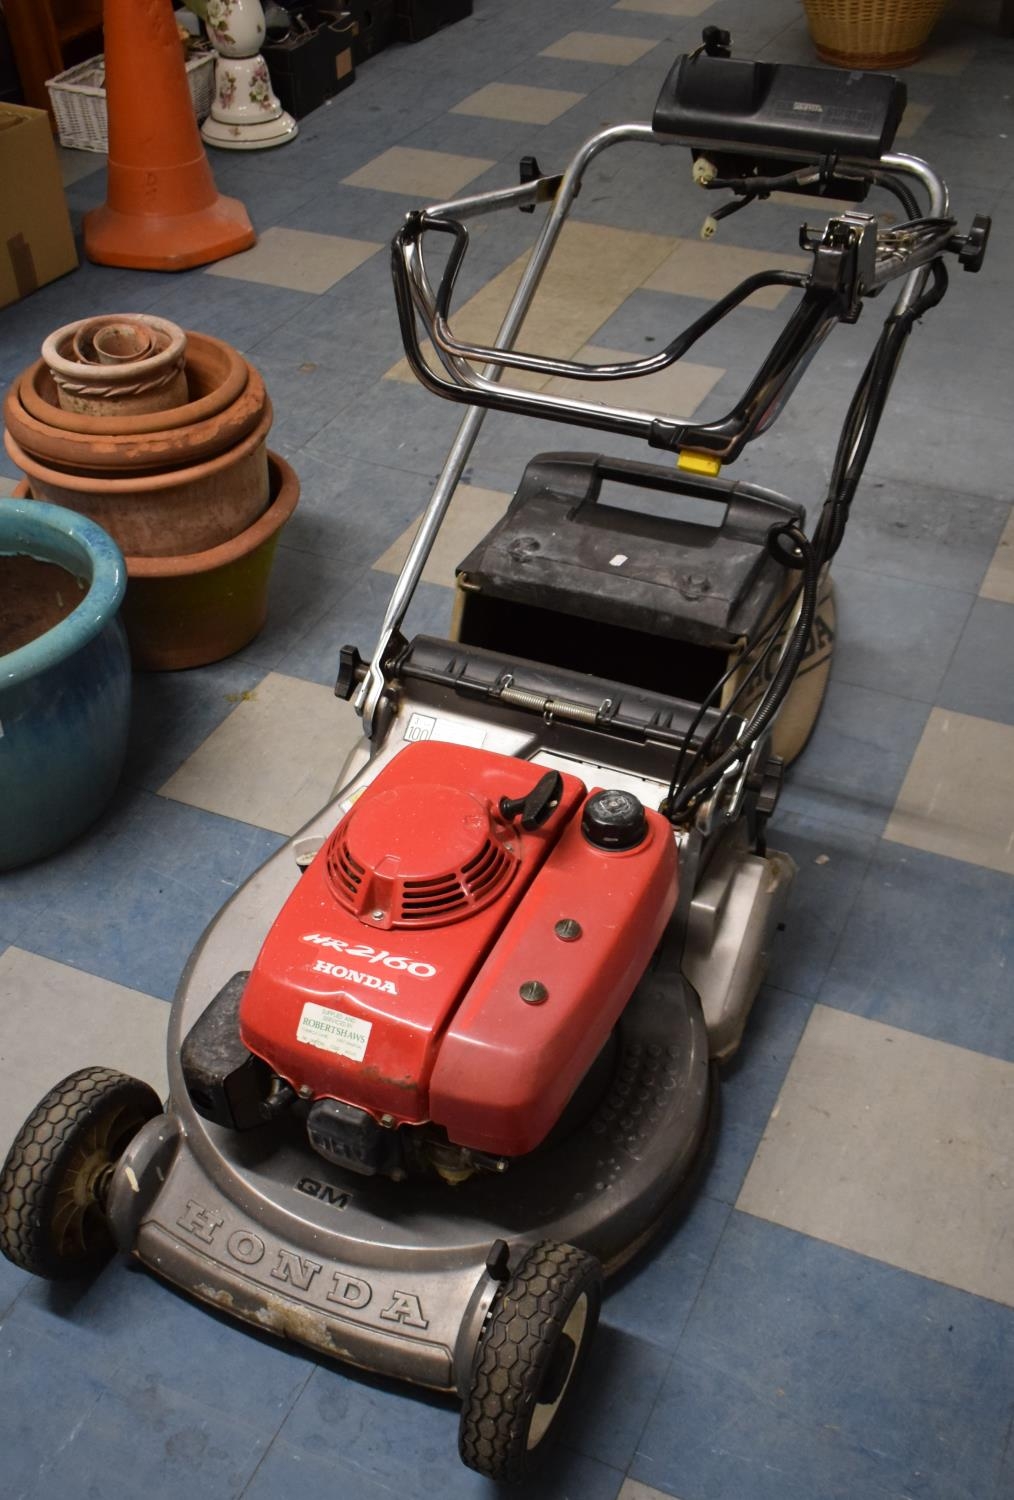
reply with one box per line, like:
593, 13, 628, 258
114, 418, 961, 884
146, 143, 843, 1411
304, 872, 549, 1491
200, 0, 298, 152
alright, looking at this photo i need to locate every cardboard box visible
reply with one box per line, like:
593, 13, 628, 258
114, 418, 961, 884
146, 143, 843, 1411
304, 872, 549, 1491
264, 13, 356, 120
0, 105, 78, 310
395, 0, 472, 43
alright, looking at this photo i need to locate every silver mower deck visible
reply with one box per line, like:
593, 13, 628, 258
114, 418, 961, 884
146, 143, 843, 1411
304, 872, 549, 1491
106, 682, 792, 1395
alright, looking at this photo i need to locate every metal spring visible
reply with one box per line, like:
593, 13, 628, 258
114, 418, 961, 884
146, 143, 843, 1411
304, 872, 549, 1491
497, 683, 603, 725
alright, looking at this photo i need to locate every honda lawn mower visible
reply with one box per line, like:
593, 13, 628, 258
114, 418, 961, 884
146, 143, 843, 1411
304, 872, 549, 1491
0, 33, 990, 1483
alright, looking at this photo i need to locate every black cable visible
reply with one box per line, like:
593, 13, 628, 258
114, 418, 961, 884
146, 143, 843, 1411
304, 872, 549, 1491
664, 582, 801, 813
675, 579, 804, 794
818, 257, 948, 562
667, 526, 819, 819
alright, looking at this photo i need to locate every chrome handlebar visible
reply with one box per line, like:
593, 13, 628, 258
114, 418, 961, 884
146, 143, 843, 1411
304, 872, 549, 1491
356, 124, 950, 738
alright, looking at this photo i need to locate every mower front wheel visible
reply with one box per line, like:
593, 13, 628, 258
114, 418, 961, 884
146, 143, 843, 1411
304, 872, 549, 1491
459, 1239, 603, 1483
0, 1066, 162, 1280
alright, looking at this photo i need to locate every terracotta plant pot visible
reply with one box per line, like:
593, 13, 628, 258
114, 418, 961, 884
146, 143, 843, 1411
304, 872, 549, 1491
14, 454, 298, 670
5, 360, 270, 474
73, 317, 156, 365
0, 498, 131, 870
18, 332, 248, 438
5, 402, 272, 557
42, 315, 189, 417
121, 450, 299, 670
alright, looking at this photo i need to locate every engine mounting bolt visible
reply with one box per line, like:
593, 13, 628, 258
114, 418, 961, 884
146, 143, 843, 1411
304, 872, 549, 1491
371, 908, 385, 921
554, 918, 582, 942
678, 571, 712, 601
298, 1085, 313, 1099
379, 1114, 395, 1128
520, 979, 549, 1005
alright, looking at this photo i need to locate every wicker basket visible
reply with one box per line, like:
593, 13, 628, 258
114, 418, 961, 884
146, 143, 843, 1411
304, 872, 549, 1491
46, 50, 216, 153
801, 0, 950, 68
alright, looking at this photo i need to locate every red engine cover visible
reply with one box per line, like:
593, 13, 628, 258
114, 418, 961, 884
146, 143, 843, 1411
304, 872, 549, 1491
239, 741, 678, 1156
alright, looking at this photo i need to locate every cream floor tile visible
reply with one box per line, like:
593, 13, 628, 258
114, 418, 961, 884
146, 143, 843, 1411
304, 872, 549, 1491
543, 343, 724, 417
540, 31, 658, 65
372, 482, 510, 588
770, 190, 856, 212
158, 672, 365, 836
618, 1482, 684, 1500
0, 948, 168, 1158
738, 1005, 1014, 1307
614, 0, 714, 14
387, 219, 679, 386
644, 238, 809, 310
343, 146, 495, 199
980, 509, 1014, 604
204, 225, 381, 294
912, 43, 974, 76
883, 707, 1014, 876
451, 82, 584, 126
896, 102, 934, 140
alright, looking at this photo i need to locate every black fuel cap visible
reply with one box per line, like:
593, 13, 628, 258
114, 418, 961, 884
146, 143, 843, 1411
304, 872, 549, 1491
581, 789, 647, 851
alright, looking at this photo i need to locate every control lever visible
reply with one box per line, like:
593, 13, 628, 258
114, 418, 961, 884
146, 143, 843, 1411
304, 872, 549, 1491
499, 770, 564, 830
950, 214, 991, 272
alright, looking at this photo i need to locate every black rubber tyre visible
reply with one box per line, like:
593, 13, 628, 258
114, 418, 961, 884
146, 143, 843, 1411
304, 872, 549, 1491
0, 1066, 162, 1280
459, 1239, 604, 1484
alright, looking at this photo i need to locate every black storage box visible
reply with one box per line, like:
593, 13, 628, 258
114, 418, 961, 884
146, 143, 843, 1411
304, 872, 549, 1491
342, 0, 397, 63
395, 0, 472, 43
263, 10, 355, 119
454, 452, 804, 702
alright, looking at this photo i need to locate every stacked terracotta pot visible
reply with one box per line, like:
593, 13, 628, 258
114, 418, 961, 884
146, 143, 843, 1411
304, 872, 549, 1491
3, 313, 299, 670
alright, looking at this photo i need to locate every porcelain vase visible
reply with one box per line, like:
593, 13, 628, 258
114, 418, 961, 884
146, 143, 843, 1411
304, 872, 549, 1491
200, 0, 298, 151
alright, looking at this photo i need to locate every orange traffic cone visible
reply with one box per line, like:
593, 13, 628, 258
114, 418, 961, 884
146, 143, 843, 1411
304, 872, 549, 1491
85, 0, 255, 271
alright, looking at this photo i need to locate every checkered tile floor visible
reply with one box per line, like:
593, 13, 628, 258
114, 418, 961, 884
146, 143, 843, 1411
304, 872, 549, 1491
2, 2, 1014, 1496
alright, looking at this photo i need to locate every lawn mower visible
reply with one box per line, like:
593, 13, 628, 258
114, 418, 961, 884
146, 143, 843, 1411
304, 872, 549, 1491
0, 32, 990, 1483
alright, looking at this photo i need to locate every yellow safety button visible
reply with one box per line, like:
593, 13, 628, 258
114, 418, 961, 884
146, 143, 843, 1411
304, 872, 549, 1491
677, 451, 722, 478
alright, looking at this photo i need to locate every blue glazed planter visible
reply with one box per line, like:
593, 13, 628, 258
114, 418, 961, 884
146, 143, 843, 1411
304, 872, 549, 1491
0, 499, 131, 871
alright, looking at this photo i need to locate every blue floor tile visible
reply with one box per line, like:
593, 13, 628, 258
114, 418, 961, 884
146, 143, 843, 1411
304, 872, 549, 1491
707, 985, 813, 1206
305, 376, 468, 479
830, 564, 974, 704
271, 448, 434, 568
268, 1360, 624, 1500
277, 565, 454, 686
780, 680, 930, 838
246, 258, 401, 377
124, 658, 268, 791
145, 275, 317, 358
557, 1324, 673, 1472
0, 1252, 29, 1320
13, 1258, 313, 1432
0, 1315, 109, 1500
3, 791, 284, 1000
631, 1213, 1014, 1500
602, 1192, 731, 1351
834, 474, 1011, 596
819, 840, 1014, 1061
35, 1384, 273, 1500
251, 356, 349, 453
767, 812, 878, 1000
936, 597, 1014, 727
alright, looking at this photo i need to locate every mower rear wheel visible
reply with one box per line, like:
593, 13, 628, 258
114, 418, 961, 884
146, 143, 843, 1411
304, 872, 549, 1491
459, 1239, 603, 1483
0, 1066, 162, 1280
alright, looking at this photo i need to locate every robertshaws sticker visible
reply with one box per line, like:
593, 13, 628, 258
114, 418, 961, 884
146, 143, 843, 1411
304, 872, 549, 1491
297, 1001, 372, 1062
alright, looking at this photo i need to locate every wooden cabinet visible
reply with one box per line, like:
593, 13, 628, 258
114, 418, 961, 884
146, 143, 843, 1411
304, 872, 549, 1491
4, 0, 103, 124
